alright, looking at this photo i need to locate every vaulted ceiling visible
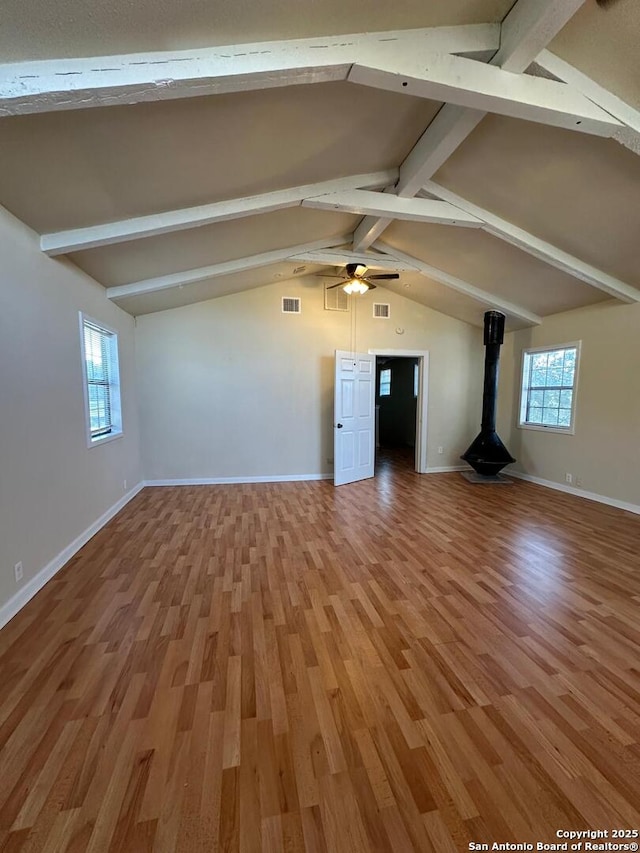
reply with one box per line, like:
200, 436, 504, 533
1, 0, 639, 330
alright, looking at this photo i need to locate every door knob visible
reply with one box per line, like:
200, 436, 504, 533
336, 423, 343, 429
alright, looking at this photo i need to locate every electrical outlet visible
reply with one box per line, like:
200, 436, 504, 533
576, 477, 583, 487
438, 446, 444, 455
565, 473, 572, 484
14, 561, 23, 583
123, 479, 127, 491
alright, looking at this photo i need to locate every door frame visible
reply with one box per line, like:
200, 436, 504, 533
368, 349, 429, 474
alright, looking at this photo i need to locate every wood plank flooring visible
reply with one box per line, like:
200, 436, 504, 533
1, 456, 640, 851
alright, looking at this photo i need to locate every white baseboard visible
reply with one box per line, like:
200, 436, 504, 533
147, 468, 471, 484
145, 473, 333, 486
509, 471, 640, 516
0, 482, 145, 631
425, 465, 467, 474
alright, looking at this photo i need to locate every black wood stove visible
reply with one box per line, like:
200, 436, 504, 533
461, 310, 515, 477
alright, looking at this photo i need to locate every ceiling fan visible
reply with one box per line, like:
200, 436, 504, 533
323, 263, 400, 295
595, 0, 623, 6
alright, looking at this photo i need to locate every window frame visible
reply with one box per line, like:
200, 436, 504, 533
518, 341, 581, 435
79, 312, 123, 448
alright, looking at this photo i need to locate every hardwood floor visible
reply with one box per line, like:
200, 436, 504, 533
1, 466, 640, 851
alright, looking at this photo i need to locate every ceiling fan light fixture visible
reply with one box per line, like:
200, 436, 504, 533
343, 279, 368, 295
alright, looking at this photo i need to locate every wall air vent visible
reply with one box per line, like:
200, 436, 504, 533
373, 303, 391, 319
324, 284, 349, 312
282, 297, 301, 314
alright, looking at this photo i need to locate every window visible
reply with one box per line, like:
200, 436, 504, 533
379, 368, 391, 397
519, 343, 579, 433
80, 314, 123, 446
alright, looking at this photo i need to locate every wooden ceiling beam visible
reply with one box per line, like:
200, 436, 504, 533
105, 234, 353, 299
374, 241, 543, 326
353, 0, 590, 252
0, 25, 498, 117
287, 248, 418, 271
347, 52, 618, 138
534, 50, 640, 157
302, 190, 482, 226
494, 0, 588, 73
423, 180, 640, 304
40, 170, 397, 256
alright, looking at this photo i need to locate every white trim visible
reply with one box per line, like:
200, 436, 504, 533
0, 25, 499, 117
368, 348, 429, 357
144, 474, 333, 486
0, 483, 144, 630
369, 349, 429, 474
425, 465, 467, 473
423, 182, 640, 304
508, 472, 640, 516
84, 430, 125, 448
41, 171, 397, 256
516, 423, 574, 436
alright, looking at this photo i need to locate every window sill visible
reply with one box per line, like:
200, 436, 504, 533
87, 430, 124, 449
518, 423, 575, 436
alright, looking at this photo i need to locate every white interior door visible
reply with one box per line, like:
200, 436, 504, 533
334, 350, 375, 486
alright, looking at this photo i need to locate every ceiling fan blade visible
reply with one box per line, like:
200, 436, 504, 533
326, 281, 347, 290
367, 273, 400, 280
365, 282, 377, 291
596, 0, 622, 6
313, 273, 344, 278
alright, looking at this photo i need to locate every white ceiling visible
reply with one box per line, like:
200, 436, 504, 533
1, 0, 639, 327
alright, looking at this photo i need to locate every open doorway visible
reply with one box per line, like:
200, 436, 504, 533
332, 349, 428, 487
370, 349, 429, 475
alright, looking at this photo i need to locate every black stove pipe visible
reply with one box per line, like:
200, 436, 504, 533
461, 311, 515, 477
481, 310, 504, 433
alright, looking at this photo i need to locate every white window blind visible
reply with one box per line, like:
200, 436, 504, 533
84, 322, 113, 437
80, 314, 123, 446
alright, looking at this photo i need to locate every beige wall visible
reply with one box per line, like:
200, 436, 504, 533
0, 207, 142, 616
497, 300, 640, 507
135, 279, 484, 480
